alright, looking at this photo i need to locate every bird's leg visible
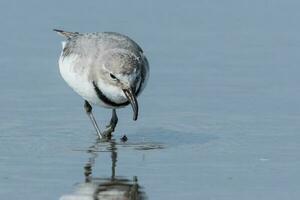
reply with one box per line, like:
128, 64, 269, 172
84, 100, 103, 139
103, 109, 118, 138
107, 109, 118, 130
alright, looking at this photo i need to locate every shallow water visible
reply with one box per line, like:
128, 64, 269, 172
1, 0, 300, 199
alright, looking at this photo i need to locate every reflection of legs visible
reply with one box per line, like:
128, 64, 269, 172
84, 138, 102, 182
103, 109, 118, 138
110, 140, 117, 180
84, 100, 102, 139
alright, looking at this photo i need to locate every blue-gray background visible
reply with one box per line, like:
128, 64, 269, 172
0, 0, 300, 199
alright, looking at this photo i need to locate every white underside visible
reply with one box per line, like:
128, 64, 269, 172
59, 54, 101, 105
59, 53, 129, 108
59, 54, 115, 107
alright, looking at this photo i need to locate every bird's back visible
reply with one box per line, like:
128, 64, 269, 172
62, 32, 143, 58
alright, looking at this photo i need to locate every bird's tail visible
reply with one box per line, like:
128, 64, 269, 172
53, 29, 79, 39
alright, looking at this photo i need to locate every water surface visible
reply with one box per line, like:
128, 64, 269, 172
1, 0, 300, 199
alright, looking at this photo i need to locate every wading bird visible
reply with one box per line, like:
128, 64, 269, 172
54, 29, 149, 139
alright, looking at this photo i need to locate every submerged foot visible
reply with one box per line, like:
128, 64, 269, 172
102, 125, 115, 140
103, 109, 118, 139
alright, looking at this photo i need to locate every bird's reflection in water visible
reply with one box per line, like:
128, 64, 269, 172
60, 139, 146, 200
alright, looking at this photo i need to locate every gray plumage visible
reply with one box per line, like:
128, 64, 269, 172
54, 29, 149, 139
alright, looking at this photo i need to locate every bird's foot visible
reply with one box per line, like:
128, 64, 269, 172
102, 124, 116, 140
103, 114, 117, 139
98, 109, 118, 140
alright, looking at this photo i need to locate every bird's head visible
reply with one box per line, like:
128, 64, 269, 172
93, 49, 142, 121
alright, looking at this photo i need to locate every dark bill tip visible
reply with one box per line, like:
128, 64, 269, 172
123, 89, 139, 121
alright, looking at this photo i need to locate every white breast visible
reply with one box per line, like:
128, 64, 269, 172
59, 53, 107, 107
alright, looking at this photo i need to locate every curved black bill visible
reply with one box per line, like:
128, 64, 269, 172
123, 89, 139, 121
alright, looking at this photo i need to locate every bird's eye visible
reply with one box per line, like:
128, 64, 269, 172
110, 73, 117, 80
